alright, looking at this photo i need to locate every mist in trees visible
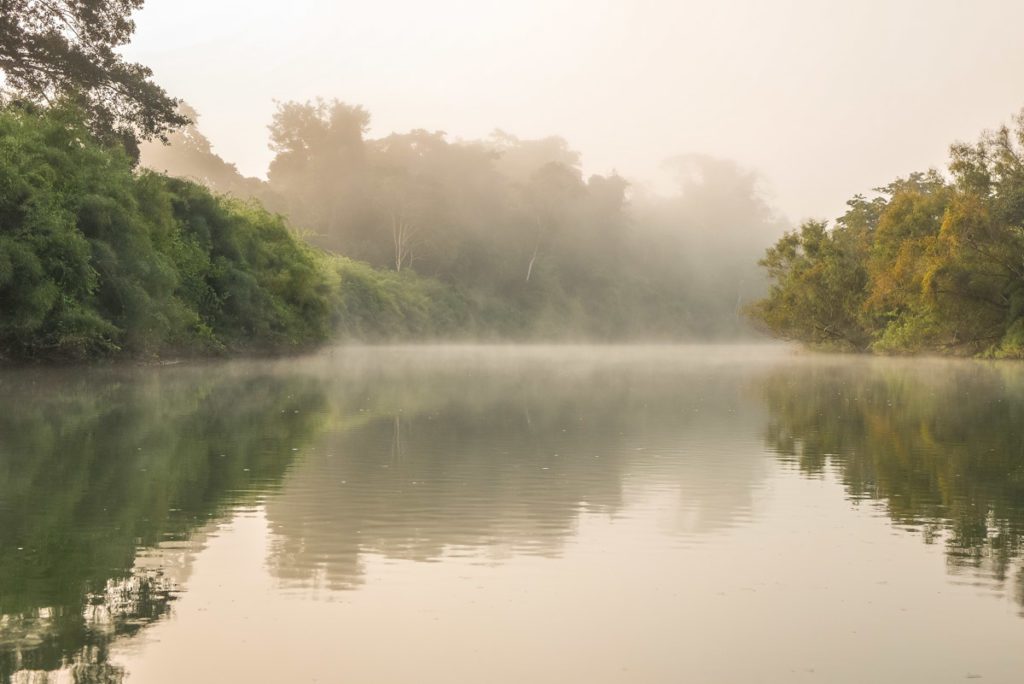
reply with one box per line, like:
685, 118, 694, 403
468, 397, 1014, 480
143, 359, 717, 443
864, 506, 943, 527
142, 99, 785, 339
631, 155, 786, 337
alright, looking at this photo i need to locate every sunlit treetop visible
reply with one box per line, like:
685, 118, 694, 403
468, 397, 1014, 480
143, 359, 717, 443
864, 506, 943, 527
0, 0, 186, 150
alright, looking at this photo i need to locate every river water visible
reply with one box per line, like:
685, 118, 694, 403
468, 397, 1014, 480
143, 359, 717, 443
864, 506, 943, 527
1, 345, 1023, 682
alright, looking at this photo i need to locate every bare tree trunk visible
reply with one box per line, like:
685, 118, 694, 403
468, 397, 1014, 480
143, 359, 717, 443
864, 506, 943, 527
392, 212, 406, 272
391, 207, 423, 273
525, 242, 539, 282
525, 216, 546, 282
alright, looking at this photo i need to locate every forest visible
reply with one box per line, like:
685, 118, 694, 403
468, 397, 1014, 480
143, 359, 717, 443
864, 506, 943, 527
0, 98, 781, 362
142, 100, 781, 343
5, 0, 1024, 361
750, 114, 1024, 358
0, 103, 342, 359
0, 1, 782, 360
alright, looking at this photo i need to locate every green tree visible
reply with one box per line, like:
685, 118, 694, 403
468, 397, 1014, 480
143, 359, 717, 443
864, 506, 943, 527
862, 172, 952, 352
0, 0, 186, 148
266, 99, 371, 250
748, 219, 871, 350
154, 99, 790, 340
0, 104, 333, 361
751, 109, 1024, 357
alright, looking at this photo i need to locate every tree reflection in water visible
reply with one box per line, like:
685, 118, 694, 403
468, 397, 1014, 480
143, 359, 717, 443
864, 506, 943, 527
760, 358, 1024, 612
264, 346, 770, 591
0, 345, 773, 680
6, 347, 1024, 680
0, 365, 330, 681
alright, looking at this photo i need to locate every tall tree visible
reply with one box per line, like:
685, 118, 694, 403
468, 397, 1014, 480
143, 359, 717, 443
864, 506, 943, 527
519, 161, 586, 282
266, 99, 371, 250
0, 0, 185, 149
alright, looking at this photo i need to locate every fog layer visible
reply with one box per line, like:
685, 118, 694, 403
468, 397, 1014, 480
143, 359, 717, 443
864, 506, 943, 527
143, 102, 784, 339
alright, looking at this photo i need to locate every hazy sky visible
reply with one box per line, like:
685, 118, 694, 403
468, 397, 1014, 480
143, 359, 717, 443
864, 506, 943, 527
126, 0, 1024, 222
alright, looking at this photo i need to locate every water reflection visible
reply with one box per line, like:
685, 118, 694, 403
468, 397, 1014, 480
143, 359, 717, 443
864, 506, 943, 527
3, 346, 1024, 681
0, 346, 774, 680
760, 357, 1024, 612
266, 347, 770, 590
0, 366, 328, 680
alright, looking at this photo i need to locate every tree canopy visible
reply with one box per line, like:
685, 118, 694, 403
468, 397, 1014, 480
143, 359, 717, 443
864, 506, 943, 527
0, 0, 186, 148
0, 104, 333, 360
749, 112, 1024, 357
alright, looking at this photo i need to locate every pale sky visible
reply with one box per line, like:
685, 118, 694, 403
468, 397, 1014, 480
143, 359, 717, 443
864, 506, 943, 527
126, 0, 1024, 223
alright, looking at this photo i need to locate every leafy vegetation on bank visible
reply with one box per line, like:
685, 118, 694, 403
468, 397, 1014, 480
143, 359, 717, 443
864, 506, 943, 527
320, 253, 471, 340
0, 104, 336, 361
750, 112, 1024, 357
2, 0, 786, 358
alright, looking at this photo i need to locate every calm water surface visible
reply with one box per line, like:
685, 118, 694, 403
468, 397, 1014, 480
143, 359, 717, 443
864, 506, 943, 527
2, 345, 1024, 682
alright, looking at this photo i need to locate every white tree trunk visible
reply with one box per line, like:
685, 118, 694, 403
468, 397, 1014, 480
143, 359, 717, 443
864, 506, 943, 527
525, 243, 539, 282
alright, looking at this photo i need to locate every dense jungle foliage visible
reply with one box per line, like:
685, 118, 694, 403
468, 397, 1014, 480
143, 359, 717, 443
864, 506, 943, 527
750, 113, 1024, 358
0, 104, 338, 360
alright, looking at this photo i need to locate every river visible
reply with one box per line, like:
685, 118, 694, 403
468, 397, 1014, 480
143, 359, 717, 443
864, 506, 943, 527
1, 345, 1023, 682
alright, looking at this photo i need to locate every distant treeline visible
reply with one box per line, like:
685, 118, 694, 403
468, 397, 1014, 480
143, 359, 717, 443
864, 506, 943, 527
2, 0, 786, 361
750, 113, 1024, 358
143, 100, 783, 342
0, 104, 471, 361
1, 101, 784, 361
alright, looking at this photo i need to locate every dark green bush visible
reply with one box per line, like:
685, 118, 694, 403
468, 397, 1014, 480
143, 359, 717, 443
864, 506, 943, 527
0, 105, 333, 361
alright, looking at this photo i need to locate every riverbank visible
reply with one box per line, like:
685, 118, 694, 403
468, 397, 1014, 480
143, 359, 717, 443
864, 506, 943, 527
0, 105, 485, 363
748, 112, 1024, 360
1, 104, 757, 364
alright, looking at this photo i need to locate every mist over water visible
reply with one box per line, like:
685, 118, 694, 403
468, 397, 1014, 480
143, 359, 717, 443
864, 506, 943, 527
2, 345, 1024, 682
